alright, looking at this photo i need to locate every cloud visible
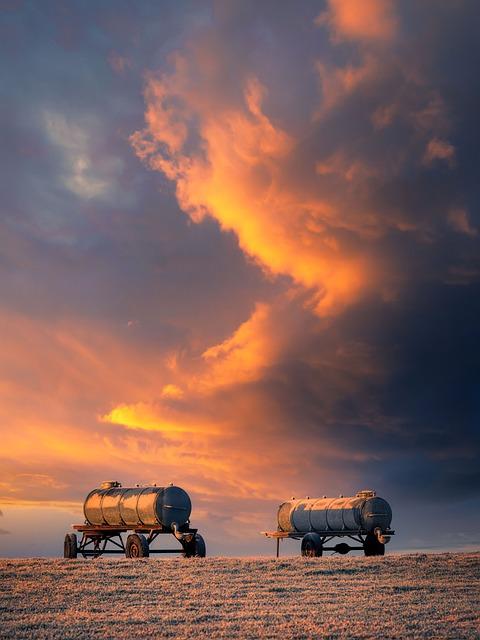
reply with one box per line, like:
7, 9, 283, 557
44, 111, 121, 199
314, 55, 378, 116
423, 137, 456, 167
131, 62, 373, 316
131, 2, 471, 321
108, 51, 131, 75
102, 402, 222, 438
200, 302, 278, 388
127, 0, 480, 511
316, 0, 397, 43
448, 209, 477, 237
131, 2, 472, 317
1, 0, 479, 554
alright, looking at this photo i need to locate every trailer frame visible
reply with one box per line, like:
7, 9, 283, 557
262, 528, 395, 557
67, 524, 201, 559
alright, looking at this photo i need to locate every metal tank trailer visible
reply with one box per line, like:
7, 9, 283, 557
262, 490, 394, 557
63, 481, 206, 559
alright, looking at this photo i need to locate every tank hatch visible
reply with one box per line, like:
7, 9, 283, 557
356, 489, 376, 498
100, 480, 122, 489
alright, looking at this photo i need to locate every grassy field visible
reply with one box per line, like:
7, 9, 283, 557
1, 553, 478, 639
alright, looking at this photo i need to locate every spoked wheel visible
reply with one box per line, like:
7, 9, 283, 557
126, 534, 149, 558
183, 533, 206, 558
364, 533, 385, 556
301, 533, 323, 557
64, 533, 78, 559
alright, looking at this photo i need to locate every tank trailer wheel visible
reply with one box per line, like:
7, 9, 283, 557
193, 533, 206, 557
64, 533, 78, 559
183, 533, 206, 558
363, 533, 385, 556
126, 534, 149, 558
301, 533, 323, 557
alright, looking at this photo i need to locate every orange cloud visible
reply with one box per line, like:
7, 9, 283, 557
161, 383, 185, 399
315, 56, 377, 115
97, 287, 385, 497
423, 137, 456, 167
102, 402, 221, 438
0, 309, 178, 502
131, 19, 455, 322
447, 209, 477, 237
200, 303, 275, 389
132, 68, 373, 316
0, 304, 340, 511
316, 0, 397, 43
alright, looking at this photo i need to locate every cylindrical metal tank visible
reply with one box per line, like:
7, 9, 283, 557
84, 482, 192, 529
277, 490, 392, 534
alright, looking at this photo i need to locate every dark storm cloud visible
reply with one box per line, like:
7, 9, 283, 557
251, 281, 480, 502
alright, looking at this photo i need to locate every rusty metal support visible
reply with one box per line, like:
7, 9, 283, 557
262, 528, 395, 557
70, 524, 201, 559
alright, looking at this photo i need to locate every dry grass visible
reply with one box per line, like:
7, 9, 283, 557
0, 553, 478, 639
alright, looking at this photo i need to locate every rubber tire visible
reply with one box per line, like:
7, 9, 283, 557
64, 533, 78, 559
183, 533, 207, 558
301, 533, 323, 557
193, 533, 206, 557
126, 534, 149, 558
364, 533, 385, 556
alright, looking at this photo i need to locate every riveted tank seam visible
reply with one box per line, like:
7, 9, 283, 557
134, 488, 142, 526
98, 488, 107, 525
340, 500, 346, 531
310, 498, 329, 531
102, 488, 115, 526
325, 498, 336, 531
116, 490, 127, 526
359, 498, 367, 530
136, 487, 150, 526
154, 490, 161, 527
99, 490, 108, 525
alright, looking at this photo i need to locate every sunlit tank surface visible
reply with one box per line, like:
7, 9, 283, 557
277, 490, 392, 533
84, 482, 192, 529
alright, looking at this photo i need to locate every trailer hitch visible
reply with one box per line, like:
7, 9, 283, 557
374, 527, 391, 544
171, 522, 194, 544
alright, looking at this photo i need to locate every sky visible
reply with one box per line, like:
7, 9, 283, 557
0, 0, 479, 557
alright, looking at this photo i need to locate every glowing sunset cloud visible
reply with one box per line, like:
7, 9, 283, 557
132, 68, 371, 316
317, 0, 397, 43
131, 0, 458, 318
102, 402, 221, 437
